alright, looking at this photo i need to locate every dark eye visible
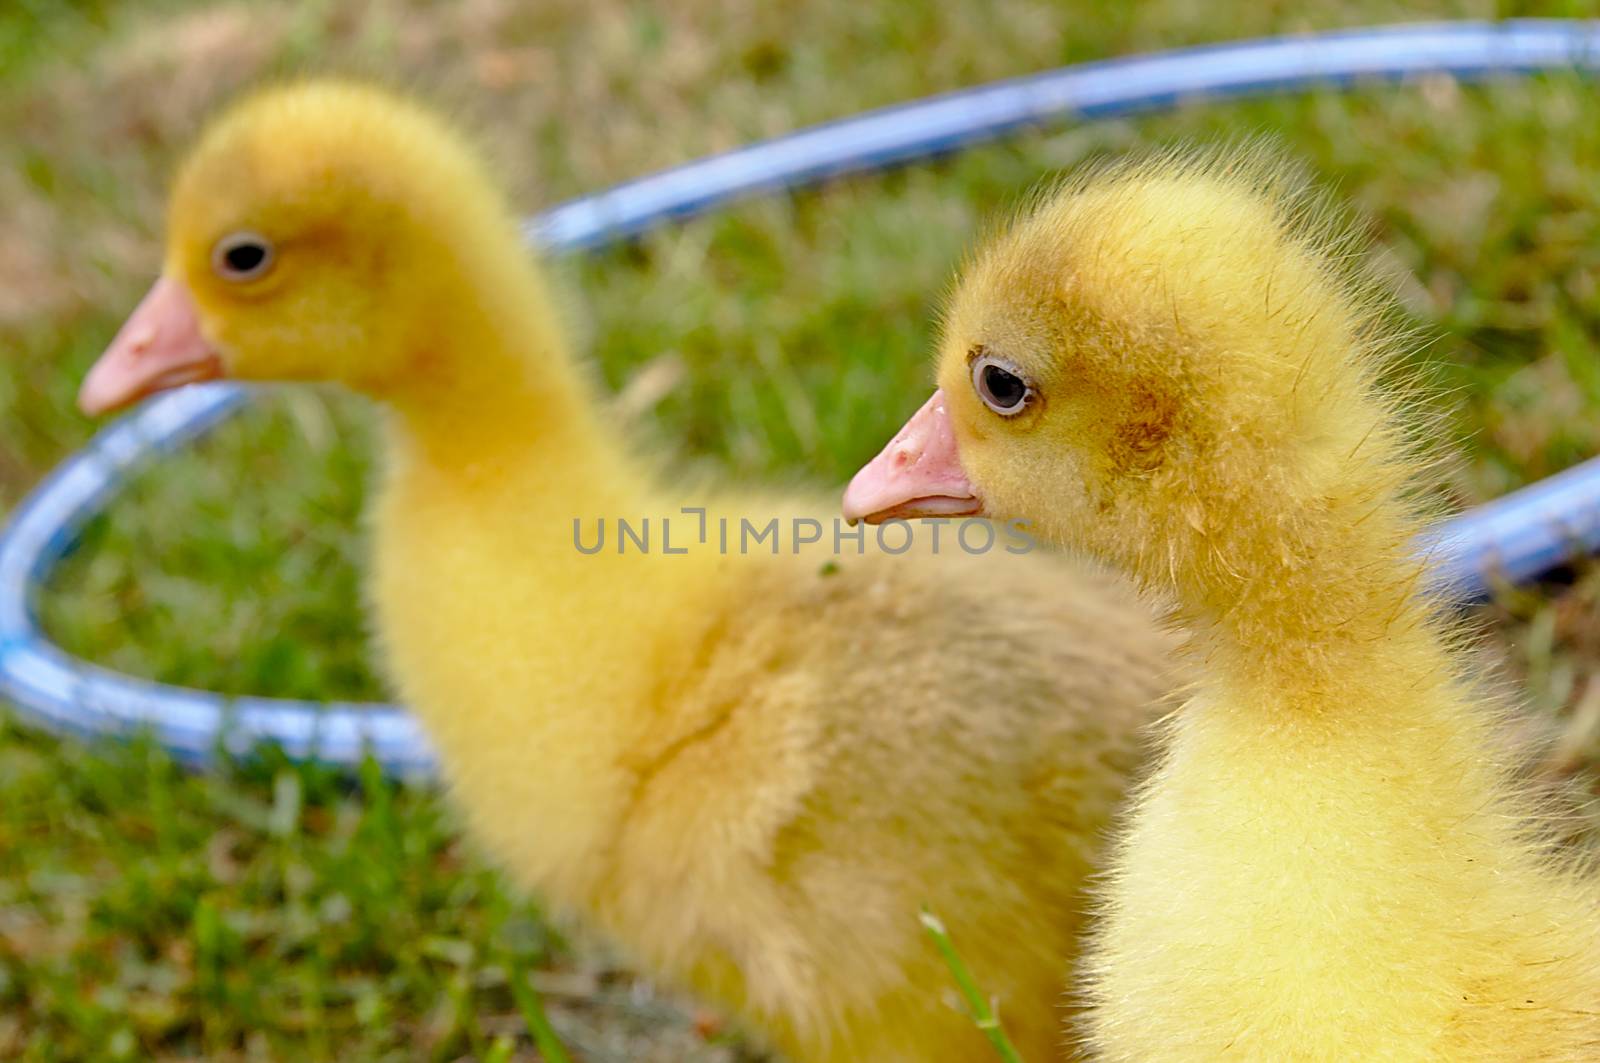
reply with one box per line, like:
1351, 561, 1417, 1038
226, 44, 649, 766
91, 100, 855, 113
211, 232, 275, 282
971, 353, 1035, 416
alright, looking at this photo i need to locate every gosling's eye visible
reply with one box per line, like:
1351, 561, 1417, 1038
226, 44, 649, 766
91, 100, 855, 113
971, 354, 1035, 416
211, 232, 275, 282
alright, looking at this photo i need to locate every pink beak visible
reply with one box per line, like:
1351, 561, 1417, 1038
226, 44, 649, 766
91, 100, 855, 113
78, 275, 224, 416
842, 389, 980, 524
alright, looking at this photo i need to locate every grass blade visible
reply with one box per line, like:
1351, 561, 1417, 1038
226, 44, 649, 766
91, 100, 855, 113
920, 908, 1026, 1063
508, 957, 573, 1063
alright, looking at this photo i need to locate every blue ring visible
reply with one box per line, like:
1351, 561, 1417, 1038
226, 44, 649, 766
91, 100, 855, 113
4, 19, 1599, 777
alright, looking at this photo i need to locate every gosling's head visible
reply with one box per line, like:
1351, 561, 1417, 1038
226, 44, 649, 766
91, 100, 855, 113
845, 149, 1405, 587
80, 80, 529, 414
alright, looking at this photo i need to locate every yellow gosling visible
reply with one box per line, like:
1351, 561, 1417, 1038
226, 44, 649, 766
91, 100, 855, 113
80, 82, 1180, 1061
846, 148, 1600, 1061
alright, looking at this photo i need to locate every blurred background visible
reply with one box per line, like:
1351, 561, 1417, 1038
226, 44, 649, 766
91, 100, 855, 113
3, 1, 1600, 1059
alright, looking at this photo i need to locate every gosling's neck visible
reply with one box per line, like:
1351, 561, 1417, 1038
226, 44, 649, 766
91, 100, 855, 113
374, 261, 642, 513
1198, 503, 1437, 704
1139, 423, 1446, 712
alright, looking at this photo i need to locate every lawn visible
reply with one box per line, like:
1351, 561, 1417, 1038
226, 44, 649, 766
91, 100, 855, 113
3, 0, 1600, 1059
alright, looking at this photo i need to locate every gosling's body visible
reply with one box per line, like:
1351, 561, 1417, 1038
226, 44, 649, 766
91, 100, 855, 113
81, 82, 1178, 1061
1091, 648, 1600, 1060
376, 408, 1163, 1062
853, 149, 1600, 1060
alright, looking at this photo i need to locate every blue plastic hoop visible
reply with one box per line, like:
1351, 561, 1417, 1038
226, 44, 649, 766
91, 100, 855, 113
3, 20, 1599, 777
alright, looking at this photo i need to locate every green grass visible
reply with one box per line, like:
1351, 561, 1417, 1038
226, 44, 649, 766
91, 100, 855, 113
4, 0, 1600, 1058
921, 910, 1024, 1063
